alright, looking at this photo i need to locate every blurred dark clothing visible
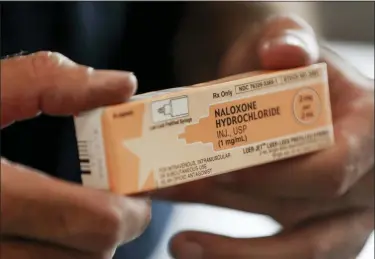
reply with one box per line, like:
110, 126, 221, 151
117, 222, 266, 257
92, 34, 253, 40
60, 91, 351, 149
1, 2, 185, 258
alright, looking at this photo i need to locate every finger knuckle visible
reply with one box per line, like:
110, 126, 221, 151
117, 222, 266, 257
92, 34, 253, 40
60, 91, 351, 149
29, 51, 68, 81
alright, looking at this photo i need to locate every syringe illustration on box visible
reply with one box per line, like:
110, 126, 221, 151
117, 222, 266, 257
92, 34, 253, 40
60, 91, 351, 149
151, 95, 189, 123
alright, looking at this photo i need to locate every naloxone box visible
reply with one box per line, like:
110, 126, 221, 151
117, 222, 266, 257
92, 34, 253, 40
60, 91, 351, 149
74, 63, 334, 195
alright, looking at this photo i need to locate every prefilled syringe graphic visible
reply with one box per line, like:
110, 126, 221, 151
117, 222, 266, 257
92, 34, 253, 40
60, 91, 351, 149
152, 96, 189, 123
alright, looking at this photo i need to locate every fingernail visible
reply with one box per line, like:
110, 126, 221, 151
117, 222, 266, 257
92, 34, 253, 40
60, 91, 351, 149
262, 34, 307, 53
120, 197, 152, 243
126, 72, 138, 95
90, 70, 135, 85
88, 70, 138, 100
174, 241, 203, 259
137, 199, 152, 238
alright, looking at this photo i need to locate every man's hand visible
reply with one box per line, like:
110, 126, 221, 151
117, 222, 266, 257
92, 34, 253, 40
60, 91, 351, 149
1, 52, 151, 259
157, 16, 374, 259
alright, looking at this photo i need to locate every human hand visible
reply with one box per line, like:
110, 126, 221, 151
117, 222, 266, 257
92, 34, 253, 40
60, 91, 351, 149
1, 52, 151, 259
156, 16, 374, 259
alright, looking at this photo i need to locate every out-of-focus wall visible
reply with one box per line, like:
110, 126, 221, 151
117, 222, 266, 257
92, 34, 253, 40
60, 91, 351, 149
317, 2, 374, 43
269, 2, 321, 34
269, 2, 374, 43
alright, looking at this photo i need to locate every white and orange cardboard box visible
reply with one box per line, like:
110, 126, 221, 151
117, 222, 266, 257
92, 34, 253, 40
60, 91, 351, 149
74, 63, 334, 195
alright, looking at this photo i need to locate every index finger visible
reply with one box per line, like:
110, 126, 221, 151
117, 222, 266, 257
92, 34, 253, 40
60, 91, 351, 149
1, 51, 137, 127
1, 159, 151, 252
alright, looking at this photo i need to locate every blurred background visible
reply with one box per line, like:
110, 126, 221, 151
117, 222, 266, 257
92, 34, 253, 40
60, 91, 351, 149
271, 1, 374, 43
316, 1, 374, 43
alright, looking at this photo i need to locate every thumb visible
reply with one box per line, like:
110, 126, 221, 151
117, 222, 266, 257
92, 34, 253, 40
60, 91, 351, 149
258, 15, 319, 70
219, 15, 319, 76
169, 210, 373, 259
